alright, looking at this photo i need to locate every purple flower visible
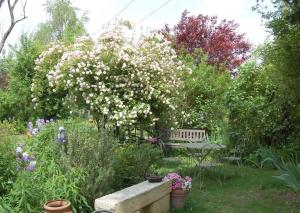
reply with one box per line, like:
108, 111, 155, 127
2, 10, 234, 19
22, 152, 30, 161
27, 122, 33, 132
16, 146, 23, 154
36, 119, 45, 130
57, 133, 66, 143
15, 144, 37, 172
25, 161, 36, 171
57, 126, 67, 143
31, 128, 38, 136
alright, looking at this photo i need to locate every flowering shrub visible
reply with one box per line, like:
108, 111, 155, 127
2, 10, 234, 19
27, 118, 54, 136
31, 41, 70, 118
164, 172, 192, 191
32, 22, 189, 128
15, 144, 36, 171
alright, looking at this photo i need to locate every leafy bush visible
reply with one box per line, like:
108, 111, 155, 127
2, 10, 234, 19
2, 121, 91, 213
0, 35, 42, 122
0, 125, 17, 197
32, 22, 189, 134
246, 147, 279, 169
257, 0, 300, 147
263, 149, 300, 192
225, 62, 293, 156
1, 119, 165, 212
111, 143, 162, 190
60, 121, 116, 205
274, 162, 300, 192
183, 54, 231, 133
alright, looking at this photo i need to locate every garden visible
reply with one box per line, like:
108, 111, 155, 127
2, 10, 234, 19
1, 0, 300, 212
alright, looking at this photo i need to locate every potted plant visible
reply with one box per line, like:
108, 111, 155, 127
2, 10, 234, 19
164, 172, 192, 209
43, 199, 72, 213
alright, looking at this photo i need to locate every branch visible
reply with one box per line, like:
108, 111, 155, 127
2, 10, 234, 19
11, 0, 18, 10
0, 0, 4, 9
0, 0, 27, 54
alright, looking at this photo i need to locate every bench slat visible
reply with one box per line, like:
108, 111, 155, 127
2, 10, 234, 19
169, 129, 206, 142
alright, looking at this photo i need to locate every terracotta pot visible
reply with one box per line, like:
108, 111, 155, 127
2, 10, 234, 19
170, 189, 188, 209
44, 200, 72, 213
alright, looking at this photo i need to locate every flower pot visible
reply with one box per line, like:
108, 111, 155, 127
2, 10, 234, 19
170, 189, 188, 209
44, 200, 72, 213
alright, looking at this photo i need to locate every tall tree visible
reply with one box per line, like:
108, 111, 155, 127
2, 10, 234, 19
0, 0, 88, 121
34, 0, 88, 44
163, 10, 251, 71
255, 0, 300, 144
0, 0, 28, 54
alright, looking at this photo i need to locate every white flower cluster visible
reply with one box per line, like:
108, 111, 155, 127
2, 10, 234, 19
33, 23, 189, 127
31, 41, 68, 106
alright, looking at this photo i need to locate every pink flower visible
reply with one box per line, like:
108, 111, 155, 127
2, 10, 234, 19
164, 172, 192, 191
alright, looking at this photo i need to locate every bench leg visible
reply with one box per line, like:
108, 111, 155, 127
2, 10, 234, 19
140, 194, 170, 213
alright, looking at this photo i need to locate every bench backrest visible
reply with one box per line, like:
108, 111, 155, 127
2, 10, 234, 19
169, 129, 206, 142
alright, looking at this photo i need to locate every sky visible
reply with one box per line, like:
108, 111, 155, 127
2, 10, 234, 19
0, 0, 271, 48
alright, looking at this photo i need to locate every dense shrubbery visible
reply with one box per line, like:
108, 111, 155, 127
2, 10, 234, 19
111, 143, 161, 190
1, 122, 90, 212
183, 54, 231, 132
0, 120, 162, 212
0, 0, 87, 124
32, 23, 189, 134
1, 1, 300, 211
0, 123, 18, 197
0, 35, 42, 122
225, 62, 293, 155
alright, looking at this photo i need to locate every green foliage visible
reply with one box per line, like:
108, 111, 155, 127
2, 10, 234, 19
0, 120, 19, 135
262, 29, 300, 142
184, 54, 231, 132
262, 149, 300, 192
225, 62, 292, 155
256, 0, 300, 151
111, 143, 162, 190
2, 122, 91, 213
31, 41, 71, 119
0, 0, 88, 123
0, 126, 17, 197
274, 162, 300, 192
35, 0, 88, 45
59, 121, 115, 206
0, 35, 42, 122
246, 147, 279, 169
1, 120, 164, 212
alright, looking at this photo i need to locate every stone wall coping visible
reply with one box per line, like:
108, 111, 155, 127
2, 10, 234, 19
94, 179, 172, 213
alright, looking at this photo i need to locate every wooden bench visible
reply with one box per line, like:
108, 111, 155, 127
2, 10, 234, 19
169, 129, 206, 142
94, 180, 171, 213
165, 129, 207, 148
164, 129, 226, 167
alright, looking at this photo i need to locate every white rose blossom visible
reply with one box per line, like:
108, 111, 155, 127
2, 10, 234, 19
32, 22, 189, 127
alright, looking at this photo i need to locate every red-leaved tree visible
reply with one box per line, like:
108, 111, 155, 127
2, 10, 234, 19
163, 10, 251, 71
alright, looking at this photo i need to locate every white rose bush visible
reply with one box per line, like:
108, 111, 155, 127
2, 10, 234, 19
31, 41, 70, 118
32, 23, 189, 131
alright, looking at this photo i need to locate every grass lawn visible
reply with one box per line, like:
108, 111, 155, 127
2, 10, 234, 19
156, 159, 300, 213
